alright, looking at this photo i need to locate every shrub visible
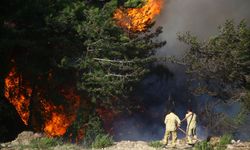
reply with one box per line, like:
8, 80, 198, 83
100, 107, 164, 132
28, 137, 63, 149
216, 134, 233, 150
219, 134, 233, 145
81, 115, 105, 147
91, 134, 114, 149
194, 141, 213, 150
148, 141, 165, 148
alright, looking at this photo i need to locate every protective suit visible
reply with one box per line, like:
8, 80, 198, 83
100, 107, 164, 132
162, 112, 181, 146
185, 111, 197, 144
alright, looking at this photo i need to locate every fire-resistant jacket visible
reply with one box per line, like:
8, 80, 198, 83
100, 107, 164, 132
185, 112, 197, 129
164, 112, 181, 131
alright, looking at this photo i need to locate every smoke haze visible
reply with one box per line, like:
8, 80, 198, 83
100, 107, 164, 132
112, 0, 250, 141
156, 0, 250, 56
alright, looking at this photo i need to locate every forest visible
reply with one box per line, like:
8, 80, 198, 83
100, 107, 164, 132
0, 0, 249, 149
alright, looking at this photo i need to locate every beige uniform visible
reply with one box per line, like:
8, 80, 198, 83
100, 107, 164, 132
185, 112, 197, 144
162, 112, 181, 146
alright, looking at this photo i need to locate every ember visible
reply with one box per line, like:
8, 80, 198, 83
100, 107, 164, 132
4, 67, 32, 125
114, 0, 164, 32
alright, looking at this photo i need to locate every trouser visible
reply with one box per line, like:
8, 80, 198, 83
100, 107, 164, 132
187, 127, 197, 143
162, 130, 177, 146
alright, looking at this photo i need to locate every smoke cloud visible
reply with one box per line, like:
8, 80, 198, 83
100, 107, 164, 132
112, 0, 250, 141
156, 0, 250, 56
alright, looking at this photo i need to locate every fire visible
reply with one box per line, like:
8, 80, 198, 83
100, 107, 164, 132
4, 67, 32, 125
41, 88, 80, 136
4, 65, 83, 137
113, 0, 164, 32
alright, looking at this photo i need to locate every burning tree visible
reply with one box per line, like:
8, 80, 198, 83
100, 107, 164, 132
0, 0, 165, 144
51, 0, 166, 101
114, 0, 164, 32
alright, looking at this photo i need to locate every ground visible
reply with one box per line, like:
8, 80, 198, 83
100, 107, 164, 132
1, 131, 250, 150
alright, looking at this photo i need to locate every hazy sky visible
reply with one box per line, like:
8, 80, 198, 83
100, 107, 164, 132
155, 0, 250, 56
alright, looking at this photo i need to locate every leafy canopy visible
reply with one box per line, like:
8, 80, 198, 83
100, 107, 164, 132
178, 20, 250, 107
49, 0, 166, 101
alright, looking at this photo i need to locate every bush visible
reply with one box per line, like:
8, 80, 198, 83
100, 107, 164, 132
216, 134, 233, 150
91, 134, 114, 148
194, 141, 213, 150
219, 134, 233, 146
148, 141, 165, 148
25, 137, 63, 149
81, 115, 105, 147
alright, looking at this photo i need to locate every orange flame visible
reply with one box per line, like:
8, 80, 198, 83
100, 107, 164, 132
4, 67, 32, 125
4, 66, 84, 137
113, 0, 164, 32
41, 88, 80, 137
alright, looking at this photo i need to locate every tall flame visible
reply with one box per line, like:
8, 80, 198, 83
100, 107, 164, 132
113, 0, 164, 32
4, 67, 32, 125
4, 66, 84, 137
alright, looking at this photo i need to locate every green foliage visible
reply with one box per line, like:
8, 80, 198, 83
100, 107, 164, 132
67, 112, 113, 148
148, 141, 165, 148
48, 0, 165, 100
28, 137, 63, 149
242, 91, 250, 111
215, 134, 233, 150
124, 0, 145, 8
81, 115, 105, 147
0, 0, 165, 143
91, 134, 114, 148
0, 0, 165, 108
64, 108, 90, 142
177, 20, 250, 134
18, 137, 82, 150
194, 140, 213, 150
178, 20, 250, 107
210, 106, 247, 134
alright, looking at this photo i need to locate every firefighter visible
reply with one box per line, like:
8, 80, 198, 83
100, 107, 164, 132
162, 108, 181, 147
184, 108, 197, 144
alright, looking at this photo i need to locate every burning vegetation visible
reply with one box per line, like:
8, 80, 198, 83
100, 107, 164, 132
4, 67, 32, 125
41, 88, 81, 137
114, 0, 164, 32
4, 66, 82, 137
0, 0, 167, 144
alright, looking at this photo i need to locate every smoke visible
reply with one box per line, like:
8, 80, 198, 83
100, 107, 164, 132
112, 65, 196, 141
156, 0, 250, 56
112, 0, 250, 141
154, 0, 250, 140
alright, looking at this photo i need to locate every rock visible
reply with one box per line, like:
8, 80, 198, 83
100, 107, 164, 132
208, 136, 220, 146
10, 140, 19, 145
13, 131, 35, 145
231, 139, 236, 144
1, 131, 45, 149
1, 143, 6, 147
34, 132, 43, 138
227, 144, 234, 149
226, 141, 250, 150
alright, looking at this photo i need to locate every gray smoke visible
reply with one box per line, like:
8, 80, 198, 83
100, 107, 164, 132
112, 0, 250, 141
153, 0, 250, 141
156, 0, 250, 56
